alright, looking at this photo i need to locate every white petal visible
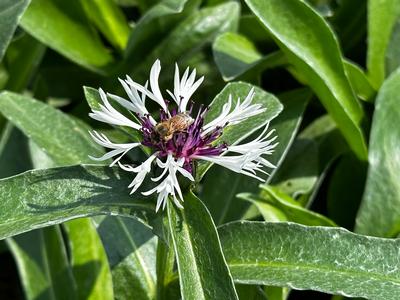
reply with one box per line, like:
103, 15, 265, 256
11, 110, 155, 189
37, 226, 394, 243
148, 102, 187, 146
89, 131, 140, 166
118, 153, 158, 194
202, 88, 265, 135
169, 63, 204, 112
89, 89, 141, 130
149, 59, 167, 110
142, 154, 194, 211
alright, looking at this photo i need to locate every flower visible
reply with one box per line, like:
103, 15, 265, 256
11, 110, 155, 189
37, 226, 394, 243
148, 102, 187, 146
89, 60, 278, 211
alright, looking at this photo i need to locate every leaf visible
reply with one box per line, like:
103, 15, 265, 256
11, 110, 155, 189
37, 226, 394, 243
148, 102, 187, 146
245, 0, 368, 160
0, 0, 30, 62
327, 153, 366, 230
212, 32, 287, 81
220, 221, 400, 299
80, 0, 130, 50
212, 32, 262, 81
20, 0, 114, 73
0, 165, 155, 240
64, 218, 114, 300
95, 216, 157, 300
355, 69, 400, 237
367, 0, 400, 88
0, 124, 32, 178
270, 138, 318, 200
167, 192, 238, 300
344, 60, 376, 102
7, 226, 78, 300
198, 81, 283, 179
200, 88, 309, 224
4, 33, 46, 92
132, 2, 240, 80
124, 0, 193, 65
239, 185, 336, 227
386, 18, 400, 75
0, 91, 104, 165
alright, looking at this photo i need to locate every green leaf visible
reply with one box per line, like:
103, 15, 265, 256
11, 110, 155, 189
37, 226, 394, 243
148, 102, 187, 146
367, 0, 400, 88
270, 138, 318, 200
356, 69, 400, 237
83, 86, 145, 144
167, 192, 238, 300
4, 33, 46, 92
7, 227, 78, 300
64, 218, 114, 300
95, 216, 157, 300
239, 186, 336, 227
0, 91, 104, 165
220, 221, 400, 299
124, 0, 193, 65
212, 32, 288, 81
0, 0, 30, 62
0, 124, 32, 178
132, 2, 239, 80
386, 18, 400, 75
20, 0, 114, 73
0, 165, 154, 240
200, 89, 309, 224
198, 82, 283, 179
344, 60, 376, 102
80, 0, 130, 50
245, 0, 368, 160
212, 32, 262, 81
327, 153, 366, 230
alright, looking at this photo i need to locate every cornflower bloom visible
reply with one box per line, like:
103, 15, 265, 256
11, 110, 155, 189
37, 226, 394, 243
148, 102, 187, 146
89, 60, 278, 211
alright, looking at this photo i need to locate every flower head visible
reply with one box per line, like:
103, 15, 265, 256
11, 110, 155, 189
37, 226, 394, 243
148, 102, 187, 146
89, 60, 278, 211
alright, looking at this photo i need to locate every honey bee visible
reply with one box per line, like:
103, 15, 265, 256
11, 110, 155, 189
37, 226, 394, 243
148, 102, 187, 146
154, 113, 194, 141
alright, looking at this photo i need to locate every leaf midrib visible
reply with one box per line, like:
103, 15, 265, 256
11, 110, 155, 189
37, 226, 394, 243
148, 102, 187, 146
179, 210, 207, 300
228, 261, 400, 286
116, 217, 156, 299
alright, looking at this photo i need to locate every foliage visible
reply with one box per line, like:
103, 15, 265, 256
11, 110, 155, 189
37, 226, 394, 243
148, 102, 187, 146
0, 0, 399, 299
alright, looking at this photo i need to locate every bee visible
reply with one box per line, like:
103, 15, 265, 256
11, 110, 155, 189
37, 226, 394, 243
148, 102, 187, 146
154, 113, 194, 141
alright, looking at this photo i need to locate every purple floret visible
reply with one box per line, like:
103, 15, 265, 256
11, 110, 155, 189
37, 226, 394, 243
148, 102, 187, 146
140, 104, 226, 172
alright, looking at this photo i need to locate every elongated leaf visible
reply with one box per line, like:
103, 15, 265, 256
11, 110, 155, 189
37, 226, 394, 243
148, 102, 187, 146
212, 32, 262, 81
212, 32, 287, 81
20, 0, 114, 72
80, 0, 130, 50
7, 227, 77, 300
344, 60, 375, 102
386, 19, 400, 75
0, 91, 103, 165
198, 81, 283, 179
0, 0, 30, 61
239, 186, 336, 227
356, 69, 400, 237
156, 238, 175, 300
327, 153, 366, 230
0, 124, 32, 178
64, 219, 114, 300
220, 221, 400, 299
132, 2, 239, 80
367, 0, 400, 88
201, 89, 309, 224
124, 0, 192, 64
4, 33, 46, 92
0, 165, 155, 240
167, 192, 238, 300
95, 216, 157, 300
245, 0, 367, 160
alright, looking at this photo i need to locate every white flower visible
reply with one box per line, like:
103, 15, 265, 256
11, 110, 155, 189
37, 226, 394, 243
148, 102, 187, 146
88, 59, 278, 211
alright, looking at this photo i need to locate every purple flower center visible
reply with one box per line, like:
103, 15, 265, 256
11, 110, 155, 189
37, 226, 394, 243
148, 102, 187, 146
140, 103, 226, 173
